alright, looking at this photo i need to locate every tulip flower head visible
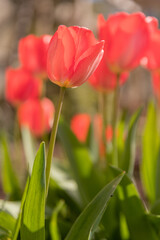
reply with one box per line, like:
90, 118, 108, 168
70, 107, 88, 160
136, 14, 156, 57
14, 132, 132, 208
18, 98, 54, 136
141, 17, 160, 71
98, 12, 149, 74
19, 34, 52, 76
88, 56, 129, 92
47, 25, 104, 88
71, 114, 91, 143
5, 67, 42, 105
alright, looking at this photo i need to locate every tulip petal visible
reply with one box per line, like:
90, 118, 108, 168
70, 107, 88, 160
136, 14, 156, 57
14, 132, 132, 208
69, 41, 104, 87
107, 13, 149, 71
68, 26, 97, 62
47, 25, 76, 85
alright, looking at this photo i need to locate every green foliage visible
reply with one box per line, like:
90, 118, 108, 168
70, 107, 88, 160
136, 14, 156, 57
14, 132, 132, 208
1, 135, 21, 200
65, 172, 124, 240
141, 103, 160, 203
120, 108, 142, 176
0, 210, 16, 237
58, 118, 104, 205
20, 142, 46, 240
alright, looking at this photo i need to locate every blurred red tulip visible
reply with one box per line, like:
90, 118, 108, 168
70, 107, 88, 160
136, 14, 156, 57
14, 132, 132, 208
105, 125, 113, 142
47, 25, 104, 88
71, 114, 91, 143
18, 98, 54, 136
71, 113, 113, 144
141, 17, 160, 70
5, 67, 42, 105
19, 34, 52, 76
98, 12, 149, 74
88, 56, 129, 92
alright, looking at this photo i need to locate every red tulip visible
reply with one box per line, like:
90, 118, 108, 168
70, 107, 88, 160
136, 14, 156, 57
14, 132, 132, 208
98, 12, 149, 74
88, 56, 129, 92
141, 17, 160, 70
47, 25, 104, 88
71, 114, 91, 143
18, 98, 54, 136
5, 67, 42, 105
71, 113, 113, 145
105, 125, 113, 142
18, 34, 52, 76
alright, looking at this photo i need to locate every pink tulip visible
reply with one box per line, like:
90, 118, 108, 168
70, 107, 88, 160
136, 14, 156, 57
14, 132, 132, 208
5, 67, 42, 105
18, 98, 54, 136
47, 25, 104, 88
98, 12, 149, 73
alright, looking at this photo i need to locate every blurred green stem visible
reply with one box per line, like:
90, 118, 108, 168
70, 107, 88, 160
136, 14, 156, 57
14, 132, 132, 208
112, 74, 120, 166
100, 92, 107, 161
46, 87, 65, 197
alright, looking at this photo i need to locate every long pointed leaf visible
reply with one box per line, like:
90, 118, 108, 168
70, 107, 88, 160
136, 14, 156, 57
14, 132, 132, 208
20, 142, 46, 240
65, 172, 124, 240
1, 136, 21, 200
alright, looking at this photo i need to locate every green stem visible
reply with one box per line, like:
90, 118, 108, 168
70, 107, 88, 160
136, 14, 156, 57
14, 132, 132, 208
45, 87, 65, 196
101, 92, 107, 159
112, 74, 120, 166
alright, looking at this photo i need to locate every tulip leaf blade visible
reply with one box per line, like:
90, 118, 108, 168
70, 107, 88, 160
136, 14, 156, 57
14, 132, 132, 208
141, 102, 159, 203
110, 166, 159, 240
20, 142, 46, 240
65, 172, 124, 240
58, 118, 104, 205
1, 135, 21, 200
0, 210, 16, 237
120, 108, 142, 176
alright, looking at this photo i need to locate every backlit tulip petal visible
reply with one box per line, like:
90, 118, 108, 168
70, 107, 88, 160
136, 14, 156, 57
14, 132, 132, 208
98, 12, 149, 73
141, 17, 160, 70
70, 41, 104, 87
47, 25, 104, 88
18, 98, 54, 136
5, 67, 42, 105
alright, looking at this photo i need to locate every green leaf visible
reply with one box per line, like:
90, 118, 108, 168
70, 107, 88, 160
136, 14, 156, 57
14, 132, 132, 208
146, 213, 160, 237
1, 136, 21, 200
118, 172, 159, 240
21, 126, 36, 173
65, 172, 124, 240
58, 119, 104, 205
20, 142, 46, 240
50, 200, 64, 240
0, 210, 16, 236
120, 108, 142, 176
141, 103, 159, 203
12, 178, 29, 240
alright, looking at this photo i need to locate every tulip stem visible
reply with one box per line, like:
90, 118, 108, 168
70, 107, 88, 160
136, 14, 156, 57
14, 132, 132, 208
112, 74, 120, 166
101, 92, 107, 160
45, 87, 65, 197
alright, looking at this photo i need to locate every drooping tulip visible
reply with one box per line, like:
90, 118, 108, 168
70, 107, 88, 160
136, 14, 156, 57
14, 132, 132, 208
18, 98, 54, 136
98, 12, 149, 74
5, 67, 42, 105
88, 56, 129, 92
18, 34, 52, 76
47, 25, 104, 88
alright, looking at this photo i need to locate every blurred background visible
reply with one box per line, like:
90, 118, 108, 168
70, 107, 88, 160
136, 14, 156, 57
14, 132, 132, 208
0, 0, 160, 198
1, 0, 160, 127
